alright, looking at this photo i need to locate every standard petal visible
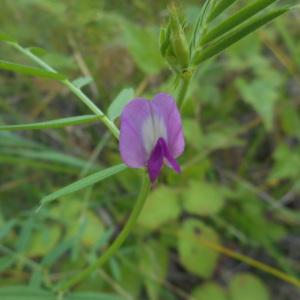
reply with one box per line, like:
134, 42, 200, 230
119, 99, 152, 168
152, 93, 185, 158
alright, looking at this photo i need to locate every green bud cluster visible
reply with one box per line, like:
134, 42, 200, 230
159, 6, 190, 75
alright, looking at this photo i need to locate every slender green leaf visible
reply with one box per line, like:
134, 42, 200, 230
193, 8, 287, 65
41, 238, 75, 267
0, 286, 55, 300
0, 115, 99, 131
40, 164, 127, 207
108, 88, 135, 121
72, 76, 93, 89
190, 0, 211, 50
0, 148, 95, 168
0, 256, 15, 273
66, 292, 124, 300
16, 217, 35, 253
208, 0, 238, 21
0, 59, 66, 80
201, 0, 278, 45
0, 220, 16, 240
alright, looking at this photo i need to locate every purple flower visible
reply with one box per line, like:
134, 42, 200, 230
119, 93, 185, 182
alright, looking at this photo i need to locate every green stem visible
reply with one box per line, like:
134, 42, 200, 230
58, 172, 151, 292
177, 75, 192, 110
10, 43, 120, 139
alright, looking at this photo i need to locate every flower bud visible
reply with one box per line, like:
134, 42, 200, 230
169, 6, 190, 69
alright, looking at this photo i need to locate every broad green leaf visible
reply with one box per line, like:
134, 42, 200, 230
66, 292, 124, 300
236, 75, 280, 130
40, 164, 127, 206
123, 22, 165, 74
189, 282, 228, 300
183, 181, 224, 216
193, 8, 287, 65
0, 286, 55, 300
138, 186, 180, 230
66, 209, 105, 247
270, 144, 300, 180
279, 102, 300, 138
229, 273, 270, 300
207, 0, 238, 22
27, 225, 61, 257
108, 88, 135, 121
119, 263, 142, 299
204, 126, 244, 150
178, 220, 220, 278
183, 118, 203, 150
0, 115, 99, 131
72, 76, 93, 89
201, 0, 278, 45
0, 59, 66, 80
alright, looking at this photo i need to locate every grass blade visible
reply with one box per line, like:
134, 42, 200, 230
201, 0, 278, 45
0, 59, 66, 80
66, 292, 124, 300
0, 115, 100, 131
39, 164, 127, 207
193, 8, 287, 65
0, 286, 55, 300
207, 0, 238, 21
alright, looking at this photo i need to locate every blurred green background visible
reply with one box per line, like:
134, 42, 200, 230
0, 0, 299, 299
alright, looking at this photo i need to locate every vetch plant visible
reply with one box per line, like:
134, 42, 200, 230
0, 0, 294, 297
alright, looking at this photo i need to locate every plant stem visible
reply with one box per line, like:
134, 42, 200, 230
10, 42, 120, 139
58, 172, 151, 292
177, 75, 192, 110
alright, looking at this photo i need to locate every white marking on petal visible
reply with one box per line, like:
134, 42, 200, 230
142, 113, 167, 156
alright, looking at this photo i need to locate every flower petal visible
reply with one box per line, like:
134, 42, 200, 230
147, 138, 164, 182
119, 98, 152, 168
160, 138, 181, 173
152, 93, 185, 158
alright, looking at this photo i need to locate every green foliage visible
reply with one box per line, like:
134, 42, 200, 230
236, 67, 282, 130
108, 88, 135, 121
178, 220, 220, 278
40, 164, 127, 207
0, 115, 100, 131
139, 240, 169, 300
0, 286, 124, 300
229, 273, 270, 300
138, 186, 180, 230
190, 282, 228, 300
72, 76, 94, 89
201, 0, 279, 45
0, 59, 66, 80
123, 22, 165, 74
208, 0, 238, 22
182, 181, 225, 216
193, 8, 288, 65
